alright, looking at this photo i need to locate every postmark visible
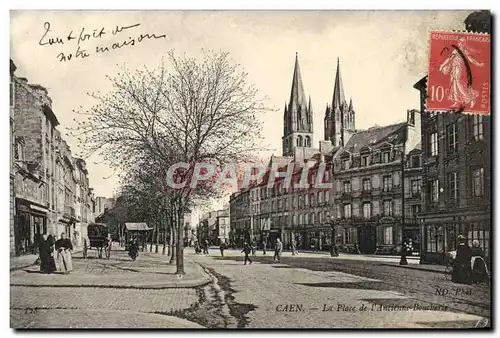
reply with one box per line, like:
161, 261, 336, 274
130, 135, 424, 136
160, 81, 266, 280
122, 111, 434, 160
426, 31, 490, 115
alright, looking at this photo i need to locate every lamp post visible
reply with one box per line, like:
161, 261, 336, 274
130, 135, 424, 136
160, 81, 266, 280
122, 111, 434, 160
327, 213, 338, 257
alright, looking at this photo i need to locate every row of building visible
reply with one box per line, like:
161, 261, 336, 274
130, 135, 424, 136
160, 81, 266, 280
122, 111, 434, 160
9, 60, 110, 256
229, 12, 491, 264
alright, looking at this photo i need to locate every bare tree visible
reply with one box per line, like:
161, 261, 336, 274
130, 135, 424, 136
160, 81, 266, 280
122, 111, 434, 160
73, 50, 269, 274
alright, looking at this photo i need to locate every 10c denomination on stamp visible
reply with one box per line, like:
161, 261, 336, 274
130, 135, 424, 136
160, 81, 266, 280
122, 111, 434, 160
426, 31, 490, 115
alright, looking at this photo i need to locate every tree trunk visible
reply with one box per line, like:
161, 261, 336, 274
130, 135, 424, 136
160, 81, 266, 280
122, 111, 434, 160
169, 212, 177, 264
149, 221, 155, 252
162, 216, 167, 255
155, 216, 159, 253
175, 207, 185, 275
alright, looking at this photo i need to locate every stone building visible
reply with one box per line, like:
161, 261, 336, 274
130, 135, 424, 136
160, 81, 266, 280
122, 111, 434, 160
332, 110, 422, 254
413, 11, 491, 265
11, 61, 96, 255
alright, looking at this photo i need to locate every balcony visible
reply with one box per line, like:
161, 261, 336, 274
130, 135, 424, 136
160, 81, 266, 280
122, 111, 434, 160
340, 192, 352, 201
64, 205, 75, 217
360, 190, 372, 199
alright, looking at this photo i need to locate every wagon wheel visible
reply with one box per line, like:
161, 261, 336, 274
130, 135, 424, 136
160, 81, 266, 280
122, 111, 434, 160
83, 240, 88, 259
105, 243, 111, 260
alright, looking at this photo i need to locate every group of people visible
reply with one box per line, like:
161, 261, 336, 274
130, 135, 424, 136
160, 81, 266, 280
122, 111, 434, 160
241, 238, 283, 265
451, 236, 489, 284
194, 240, 210, 255
38, 232, 74, 274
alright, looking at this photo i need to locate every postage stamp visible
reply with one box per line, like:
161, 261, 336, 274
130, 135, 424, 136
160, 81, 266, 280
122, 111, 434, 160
426, 31, 491, 115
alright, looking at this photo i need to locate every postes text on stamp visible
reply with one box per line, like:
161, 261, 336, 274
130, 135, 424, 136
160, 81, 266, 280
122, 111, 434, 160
426, 31, 490, 115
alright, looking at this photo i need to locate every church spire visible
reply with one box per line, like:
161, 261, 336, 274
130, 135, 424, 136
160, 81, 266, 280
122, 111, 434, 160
348, 97, 353, 111
289, 52, 307, 114
332, 57, 347, 109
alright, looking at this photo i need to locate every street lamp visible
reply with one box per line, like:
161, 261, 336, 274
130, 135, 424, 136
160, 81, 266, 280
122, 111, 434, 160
327, 213, 338, 257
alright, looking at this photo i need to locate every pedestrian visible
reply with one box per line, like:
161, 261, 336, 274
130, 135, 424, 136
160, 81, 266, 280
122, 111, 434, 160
38, 234, 48, 273
452, 235, 472, 284
273, 238, 283, 263
291, 238, 298, 256
241, 241, 252, 265
251, 239, 257, 256
45, 234, 57, 273
220, 240, 227, 257
55, 233, 73, 274
262, 240, 267, 255
470, 240, 489, 284
203, 239, 209, 255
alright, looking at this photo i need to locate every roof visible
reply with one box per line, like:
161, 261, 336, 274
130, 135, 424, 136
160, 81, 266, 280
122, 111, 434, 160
340, 122, 406, 155
124, 223, 153, 231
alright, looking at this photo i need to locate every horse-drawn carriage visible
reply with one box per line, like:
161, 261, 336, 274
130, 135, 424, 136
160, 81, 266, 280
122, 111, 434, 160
83, 223, 111, 259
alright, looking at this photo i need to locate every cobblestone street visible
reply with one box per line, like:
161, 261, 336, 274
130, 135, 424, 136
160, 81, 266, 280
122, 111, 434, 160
10, 248, 206, 328
190, 249, 491, 329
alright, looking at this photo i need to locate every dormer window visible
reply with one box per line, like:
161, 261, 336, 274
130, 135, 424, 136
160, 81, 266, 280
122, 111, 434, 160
382, 151, 390, 164
361, 155, 370, 166
411, 155, 421, 168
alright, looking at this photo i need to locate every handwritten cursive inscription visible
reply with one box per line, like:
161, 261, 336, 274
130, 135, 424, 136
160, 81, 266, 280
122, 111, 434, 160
39, 22, 167, 62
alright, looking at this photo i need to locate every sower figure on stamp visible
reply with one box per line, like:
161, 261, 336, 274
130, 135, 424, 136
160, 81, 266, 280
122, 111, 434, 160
241, 241, 252, 265
439, 37, 485, 109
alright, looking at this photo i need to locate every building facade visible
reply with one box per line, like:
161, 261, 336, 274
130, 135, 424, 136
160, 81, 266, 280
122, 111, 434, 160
11, 60, 97, 255
414, 12, 491, 265
332, 110, 422, 254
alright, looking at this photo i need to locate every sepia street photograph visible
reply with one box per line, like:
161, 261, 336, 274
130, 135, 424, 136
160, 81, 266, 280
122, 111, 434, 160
8, 8, 492, 329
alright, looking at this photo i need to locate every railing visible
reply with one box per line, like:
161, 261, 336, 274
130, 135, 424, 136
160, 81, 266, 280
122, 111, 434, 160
64, 205, 75, 217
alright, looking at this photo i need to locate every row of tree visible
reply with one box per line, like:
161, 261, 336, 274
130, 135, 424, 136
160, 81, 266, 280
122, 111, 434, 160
72, 50, 268, 274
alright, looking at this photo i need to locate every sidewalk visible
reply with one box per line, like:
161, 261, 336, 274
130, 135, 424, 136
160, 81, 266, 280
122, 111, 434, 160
10, 250, 211, 289
382, 262, 446, 274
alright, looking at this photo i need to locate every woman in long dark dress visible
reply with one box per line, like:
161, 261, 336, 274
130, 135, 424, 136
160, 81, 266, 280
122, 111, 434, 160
471, 240, 489, 284
452, 235, 472, 284
39, 234, 48, 273
45, 234, 57, 273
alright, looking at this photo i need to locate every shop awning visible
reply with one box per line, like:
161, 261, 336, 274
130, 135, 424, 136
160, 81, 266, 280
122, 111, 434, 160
124, 223, 153, 231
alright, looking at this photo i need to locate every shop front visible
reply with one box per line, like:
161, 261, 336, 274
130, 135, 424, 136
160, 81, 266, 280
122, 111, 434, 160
419, 212, 490, 265
14, 198, 48, 255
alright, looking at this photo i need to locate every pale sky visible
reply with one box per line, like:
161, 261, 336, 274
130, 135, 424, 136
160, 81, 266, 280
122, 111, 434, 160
10, 10, 472, 198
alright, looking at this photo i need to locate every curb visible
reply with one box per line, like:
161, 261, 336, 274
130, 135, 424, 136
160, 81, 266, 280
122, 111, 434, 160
382, 263, 445, 274
10, 276, 212, 290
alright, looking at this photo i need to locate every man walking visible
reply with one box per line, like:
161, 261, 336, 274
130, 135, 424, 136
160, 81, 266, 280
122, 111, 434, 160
220, 240, 227, 257
273, 238, 283, 263
262, 240, 267, 255
241, 241, 252, 265
291, 238, 298, 256
203, 240, 209, 255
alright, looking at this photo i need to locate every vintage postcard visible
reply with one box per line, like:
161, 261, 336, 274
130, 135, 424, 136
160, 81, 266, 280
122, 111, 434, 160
9, 10, 491, 329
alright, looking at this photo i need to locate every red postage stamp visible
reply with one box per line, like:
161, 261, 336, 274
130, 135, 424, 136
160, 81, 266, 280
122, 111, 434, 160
426, 31, 491, 115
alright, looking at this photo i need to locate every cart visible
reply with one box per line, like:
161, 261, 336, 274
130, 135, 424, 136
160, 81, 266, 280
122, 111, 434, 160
83, 223, 111, 259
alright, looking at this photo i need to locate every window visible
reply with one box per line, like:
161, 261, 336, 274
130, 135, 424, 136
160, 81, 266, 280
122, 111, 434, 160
362, 202, 371, 218
343, 159, 350, 170
430, 132, 438, 156
361, 155, 370, 167
362, 178, 371, 191
343, 181, 351, 193
447, 172, 458, 200
383, 200, 392, 216
426, 226, 437, 253
447, 123, 458, 152
411, 155, 421, 168
324, 191, 329, 203
430, 179, 439, 203
472, 167, 484, 197
384, 227, 393, 245
382, 151, 390, 164
429, 111, 438, 118
383, 175, 392, 191
344, 204, 352, 218
467, 222, 489, 258
410, 205, 421, 218
411, 178, 422, 195
473, 115, 484, 141
310, 193, 315, 206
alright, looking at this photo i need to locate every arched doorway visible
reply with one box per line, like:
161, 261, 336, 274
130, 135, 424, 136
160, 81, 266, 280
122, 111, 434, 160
358, 224, 377, 254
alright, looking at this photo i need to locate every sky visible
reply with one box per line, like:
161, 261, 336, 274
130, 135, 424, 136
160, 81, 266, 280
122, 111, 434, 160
10, 10, 473, 199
